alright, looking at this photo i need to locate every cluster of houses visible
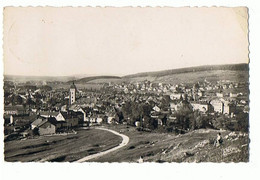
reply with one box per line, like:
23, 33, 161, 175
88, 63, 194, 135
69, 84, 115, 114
111, 80, 248, 116
3, 78, 249, 137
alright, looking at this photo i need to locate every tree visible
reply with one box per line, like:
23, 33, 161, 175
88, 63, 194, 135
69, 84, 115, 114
161, 95, 170, 109
142, 116, 157, 130
12, 95, 23, 105
175, 101, 193, 130
140, 103, 152, 117
32, 127, 39, 136
212, 115, 226, 130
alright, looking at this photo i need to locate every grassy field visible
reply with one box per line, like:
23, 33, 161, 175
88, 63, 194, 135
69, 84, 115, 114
4, 125, 249, 163
4, 128, 122, 162
48, 69, 248, 90
91, 125, 249, 163
122, 70, 249, 84
76, 69, 249, 85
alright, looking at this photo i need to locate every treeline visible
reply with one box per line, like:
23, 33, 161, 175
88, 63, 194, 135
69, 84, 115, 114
115, 100, 249, 134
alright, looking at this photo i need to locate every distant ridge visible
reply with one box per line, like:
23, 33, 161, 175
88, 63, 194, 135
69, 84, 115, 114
67, 76, 121, 84
123, 63, 249, 79
4, 75, 76, 82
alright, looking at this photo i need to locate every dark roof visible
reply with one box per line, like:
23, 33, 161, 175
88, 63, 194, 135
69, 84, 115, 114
31, 118, 47, 127
39, 111, 59, 117
4, 105, 26, 111
60, 111, 79, 119
48, 117, 64, 125
70, 82, 77, 89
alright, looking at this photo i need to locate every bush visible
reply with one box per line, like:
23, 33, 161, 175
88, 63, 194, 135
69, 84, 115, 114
32, 127, 39, 136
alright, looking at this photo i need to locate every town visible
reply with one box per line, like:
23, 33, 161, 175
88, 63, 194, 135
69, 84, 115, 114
4, 76, 249, 139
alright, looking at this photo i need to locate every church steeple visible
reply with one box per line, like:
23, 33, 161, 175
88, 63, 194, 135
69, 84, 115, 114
69, 82, 77, 105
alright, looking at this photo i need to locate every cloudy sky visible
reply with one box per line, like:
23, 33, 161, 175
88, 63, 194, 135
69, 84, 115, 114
4, 7, 248, 77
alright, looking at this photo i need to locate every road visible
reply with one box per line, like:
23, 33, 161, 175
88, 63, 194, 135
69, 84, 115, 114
75, 127, 129, 162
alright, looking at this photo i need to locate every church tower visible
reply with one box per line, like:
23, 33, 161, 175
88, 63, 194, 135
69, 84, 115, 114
69, 82, 77, 105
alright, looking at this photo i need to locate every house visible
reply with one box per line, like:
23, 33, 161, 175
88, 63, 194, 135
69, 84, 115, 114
70, 105, 88, 122
107, 116, 115, 124
168, 115, 177, 123
60, 112, 79, 127
153, 106, 161, 112
197, 91, 205, 97
39, 111, 66, 122
38, 120, 56, 135
158, 119, 163, 126
191, 102, 209, 113
39, 111, 59, 119
230, 93, 238, 98
106, 112, 116, 124
31, 118, 46, 130
216, 92, 224, 98
223, 102, 236, 115
210, 99, 223, 113
170, 93, 182, 100
210, 99, 234, 115
151, 111, 160, 119
88, 114, 103, 124
170, 102, 178, 111
4, 105, 27, 116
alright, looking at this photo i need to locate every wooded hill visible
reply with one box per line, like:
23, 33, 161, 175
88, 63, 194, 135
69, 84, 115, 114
123, 63, 249, 79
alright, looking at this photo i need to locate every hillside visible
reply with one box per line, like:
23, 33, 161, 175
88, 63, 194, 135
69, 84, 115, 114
121, 63, 249, 84
67, 76, 121, 84
123, 63, 249, 79
4, 75, 76, 82
67, 63, 249, 85
92, 125, 249, 163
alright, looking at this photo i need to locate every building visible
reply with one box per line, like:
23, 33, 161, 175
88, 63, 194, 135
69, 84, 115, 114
69, 82, 77, 105
170, 102, 178, 111
210, 99, 234, 115
223, 102, 236, 115
191, 102, 209, 113
170, 93, 182, 100
31, 118, 46, 130
210, 99, 223, 113
4, 105, 27, 116
38, 120, 56, 135
216, 92, 224, 98
60, 112, 79, 127
39, 111, 66, 122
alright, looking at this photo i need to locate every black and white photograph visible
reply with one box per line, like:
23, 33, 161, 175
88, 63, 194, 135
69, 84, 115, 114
3, 6, 250, 163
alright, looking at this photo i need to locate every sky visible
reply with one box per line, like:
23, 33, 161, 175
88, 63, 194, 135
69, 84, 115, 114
3, 7, 249, 77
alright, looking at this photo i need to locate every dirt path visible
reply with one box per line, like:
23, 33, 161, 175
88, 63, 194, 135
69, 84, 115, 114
75, 127, 129, 162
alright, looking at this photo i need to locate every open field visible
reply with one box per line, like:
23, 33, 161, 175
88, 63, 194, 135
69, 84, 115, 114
59, 69, 249, 86
122, 70, 249, 84
4, 128, 122, 162
91, 125, 249, 162
4, 124, 249, 163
